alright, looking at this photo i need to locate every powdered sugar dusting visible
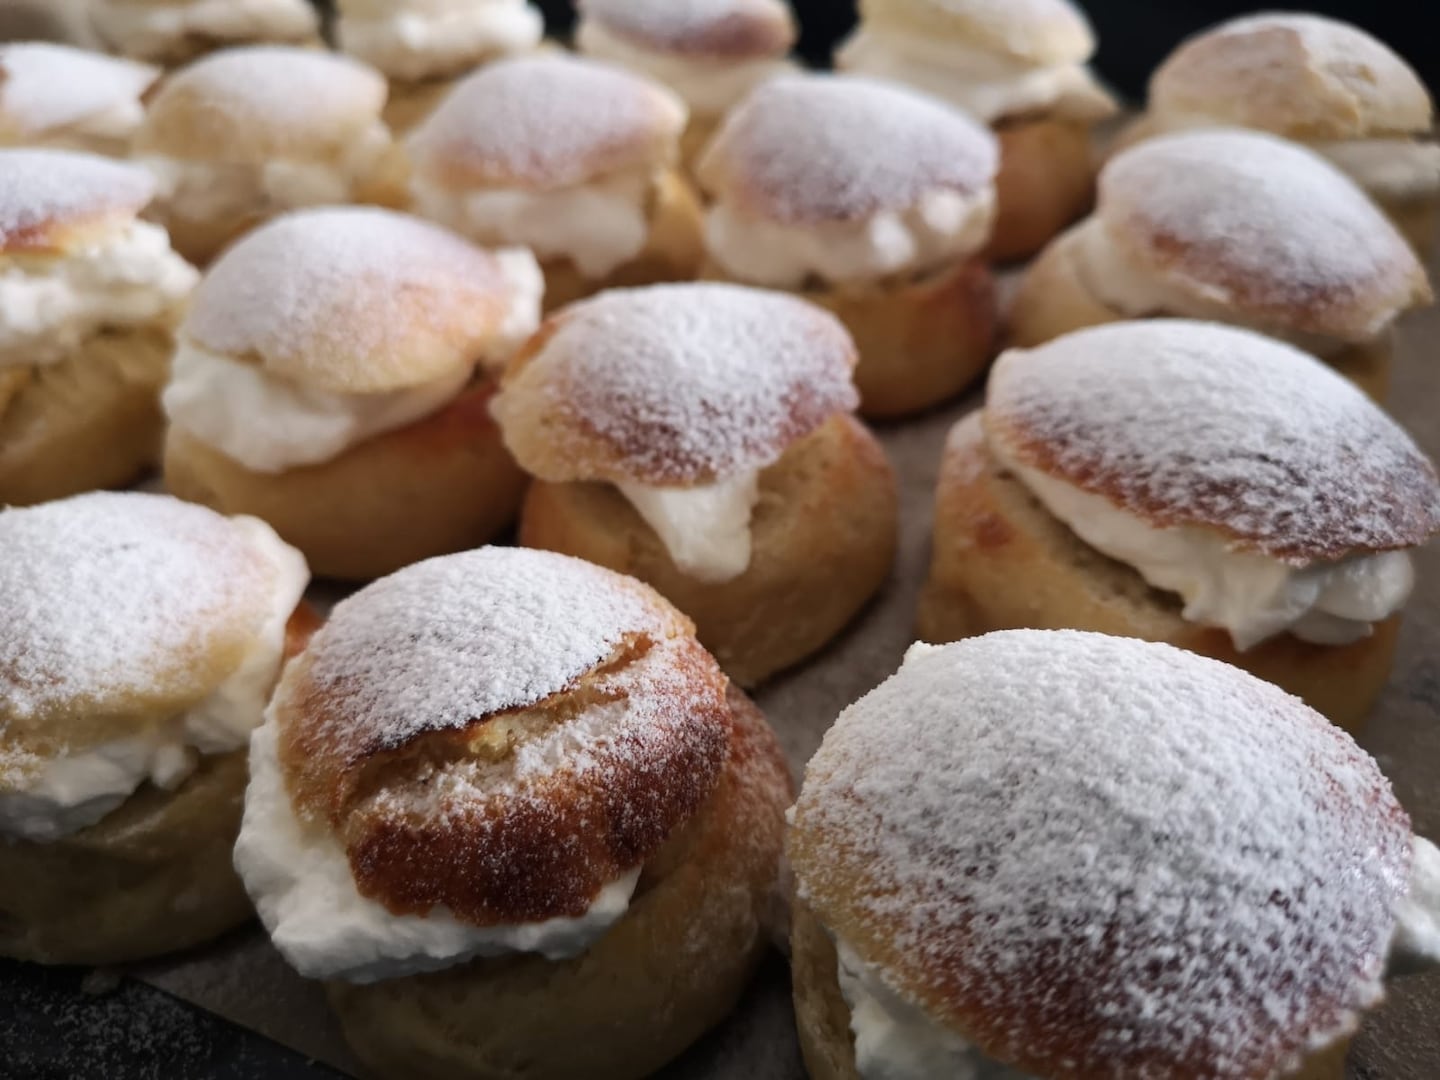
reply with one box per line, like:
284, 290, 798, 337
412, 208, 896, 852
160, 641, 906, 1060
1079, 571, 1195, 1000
792, 630, 1412, 1077
0, 43, 157, 136
495, 282, 859, 484
580, 0, 794, 57
701, 74, 998, 224
0, 149, 153, 245
987, 320, 1440, 562
0, 493, 273, 728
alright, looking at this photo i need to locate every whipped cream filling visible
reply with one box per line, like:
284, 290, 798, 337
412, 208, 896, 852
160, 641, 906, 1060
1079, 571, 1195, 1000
995, 442, 1414, 651
92, 0, 318, 57
340, 1, 543, 82
1312, 138, 1440, 203
837, 26, 1113, 126
577, 21, 794, 118
706, 189, 994, 290
1391, 836, 1440, 976
0, 519, 307, 843
235, 719, 640, 983
410, 168, 656, 280
0, 220, 197, 368
616, 471, 761, 584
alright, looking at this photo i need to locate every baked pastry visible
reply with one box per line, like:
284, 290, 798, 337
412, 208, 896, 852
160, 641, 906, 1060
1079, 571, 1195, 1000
493, 282, 898, 687
163, 206, 542, 581
0, 0, 99, 48
234, 546, 792, 1080
335, 0, 544, 134
90, 0, 320, 66
0, 149, 197, 506
133, 46, 405, 266
1125, 13, 1440, 255
835, 0, 1116, 261
789, 629, 1440, 1080
0, 43, 159, 156
575, 0, 796, 169
1009, 128, 1432, 401
407, 54, 703, 312
0, 491, 312, 966
918, 320, 1440, 731
697, 74, 1000, 418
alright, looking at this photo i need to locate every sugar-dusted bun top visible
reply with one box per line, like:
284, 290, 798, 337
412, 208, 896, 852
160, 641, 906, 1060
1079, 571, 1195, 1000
698, 74, 998, 225
1097, 129, 1430, 340
407, 53, 686, 192
857, 0, 1096, 64
986, 320, 1440, 563
134, 46, 387, 163
790, 630, 1412, 1078
183, 207, 535, 394
271, 547, 732, 924
0, 148, 152, 254
0, 43, 158, 139
0, 493, 289, 765
578, 0, 796, 59
1151, 13, 1433, 139
493, 282, 859, 486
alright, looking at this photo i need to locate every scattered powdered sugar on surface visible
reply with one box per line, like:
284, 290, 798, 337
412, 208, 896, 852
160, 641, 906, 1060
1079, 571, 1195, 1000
500, 283, 859, 482
988, 320, 1440, 561
704, 74, 998, 223
580, 0, 793, 56
0, 43, 157, 135
1206, 12, 1418, 82
408, 54, 683, 188
0, 149, 153, 244
0, 493, 270, 727
793, 630, 1413, 1077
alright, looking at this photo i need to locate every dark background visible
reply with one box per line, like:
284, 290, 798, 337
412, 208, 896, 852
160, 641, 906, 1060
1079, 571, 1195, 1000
537, 0, 1440, 103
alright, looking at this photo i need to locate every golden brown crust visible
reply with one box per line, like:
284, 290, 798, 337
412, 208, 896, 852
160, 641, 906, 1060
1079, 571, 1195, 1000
858, 0, 1096, 66
518, 413, 899, 687
381, 77, 455, 135
0, 149, 152, 255
163, 380, 527, 582
1379, 191, 1440, 259
0, 325, 170, 507
984, 115, 1096, 263
327, 684, 792, 1080
917, 416, 1403, 731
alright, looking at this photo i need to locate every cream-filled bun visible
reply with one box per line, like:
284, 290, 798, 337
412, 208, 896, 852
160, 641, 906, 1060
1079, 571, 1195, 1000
1010, 128, 1432, 400
337, 0, 543, 85
163, 206, 542, 581
698, 74, 1000, 417
0, 491, 314, 965
0, 148, 198, 506
133, 46, 404, 266
407, 53, 703, 312
237, 547, 792, 1080
1134, 14, 1440, 252
836, 0, 1116, 261
919, 320, 1440, 731
790, 630, 1440, 1080
90, 0, 321, 66
576, 0, 796, 165
0, 43, 159, 156
494, 282, 898, 687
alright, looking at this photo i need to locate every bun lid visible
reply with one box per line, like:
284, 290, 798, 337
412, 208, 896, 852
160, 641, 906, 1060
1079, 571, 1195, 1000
406, 53, 687, 192
857, 0, 1096, 65
1151, 13, 1434, 140
697, 74, 998, 225
0, 148, 153, 254
790, 630, 1412, 1079
182, 207, 538, 394
270, 547, 732, 925
1097, 129, 1431, 341
134, 46, 387, 162
579, 0, 795, 59
986, 320, 1440, 564
0, 43, 159, 139
492, 282, 860, 486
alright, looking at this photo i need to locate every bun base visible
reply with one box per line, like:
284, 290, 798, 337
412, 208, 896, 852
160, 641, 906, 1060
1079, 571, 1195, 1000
985, 116, 1097, 263
1008, 229, 1394, 402
383, 78, 455, 135
1379, 192, 1439, 260
918, 418, 1400, 732
519, 414, 898, 687
0, 750, 252, 966
0, 326, 170, 507
327, 686, 792, 1080
164, 380, 526, 581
